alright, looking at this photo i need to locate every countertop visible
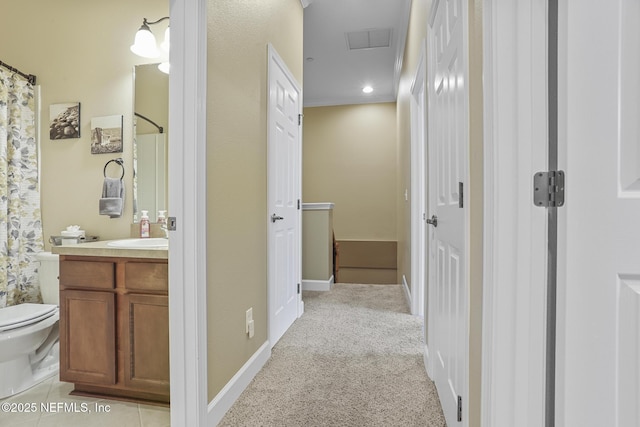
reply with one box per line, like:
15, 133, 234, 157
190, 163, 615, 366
302, 202, 335, 210
51, 239, 168, 260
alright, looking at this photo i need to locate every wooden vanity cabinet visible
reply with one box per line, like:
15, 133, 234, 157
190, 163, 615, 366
59, 255, 169, 404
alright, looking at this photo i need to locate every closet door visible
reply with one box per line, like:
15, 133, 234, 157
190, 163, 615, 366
559, 0, 640, 425
427, 0, 469, 425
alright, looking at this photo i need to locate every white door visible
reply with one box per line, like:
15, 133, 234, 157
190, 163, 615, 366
558, 1, 640, 426
427, 0, 468, 425
267, 44, 302, 347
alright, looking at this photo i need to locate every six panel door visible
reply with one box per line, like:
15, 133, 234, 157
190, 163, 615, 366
427, 0, 469, 425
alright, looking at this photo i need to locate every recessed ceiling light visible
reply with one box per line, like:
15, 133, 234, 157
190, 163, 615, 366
362, 86, 373, 94
306, 57, 314, 62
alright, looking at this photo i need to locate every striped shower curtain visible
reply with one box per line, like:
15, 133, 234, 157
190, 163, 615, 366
0, 67, 44, 307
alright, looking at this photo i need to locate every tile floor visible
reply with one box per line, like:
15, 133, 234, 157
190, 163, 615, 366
0, 376, 170, 427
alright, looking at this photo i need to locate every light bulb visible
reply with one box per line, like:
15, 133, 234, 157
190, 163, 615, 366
160, 26, 170, 53
130, 24, 160, 58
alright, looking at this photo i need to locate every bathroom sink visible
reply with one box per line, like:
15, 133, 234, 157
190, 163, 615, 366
106, 238, 168, 249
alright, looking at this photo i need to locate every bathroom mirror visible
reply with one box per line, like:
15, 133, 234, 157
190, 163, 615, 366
133, 63, 169, 223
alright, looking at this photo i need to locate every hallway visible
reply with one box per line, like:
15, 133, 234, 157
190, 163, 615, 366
219, 284, 445, 426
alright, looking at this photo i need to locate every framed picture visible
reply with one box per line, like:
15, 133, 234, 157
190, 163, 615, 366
49, 102, 80, 139
91, 115, 123, 154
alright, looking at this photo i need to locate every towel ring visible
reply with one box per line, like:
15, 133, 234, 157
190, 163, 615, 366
104, 158, 125, 179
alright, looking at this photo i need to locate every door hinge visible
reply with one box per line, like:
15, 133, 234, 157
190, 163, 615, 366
534, 170, 565, 207
297, 283, 301, 294
459, 182, 464, 208
297, 199, 301, 210
298, 114, 303, 126
457, 395, 462, 422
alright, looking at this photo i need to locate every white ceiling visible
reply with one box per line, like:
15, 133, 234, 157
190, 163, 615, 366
302, 0, 412, 107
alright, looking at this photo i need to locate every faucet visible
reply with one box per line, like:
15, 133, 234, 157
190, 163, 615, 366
161, 224, 169, 239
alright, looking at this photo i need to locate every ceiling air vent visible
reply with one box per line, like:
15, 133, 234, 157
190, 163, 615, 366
346, 28, 392, 50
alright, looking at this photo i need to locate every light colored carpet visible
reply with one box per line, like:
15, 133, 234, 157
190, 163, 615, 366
219, 283, 446, 427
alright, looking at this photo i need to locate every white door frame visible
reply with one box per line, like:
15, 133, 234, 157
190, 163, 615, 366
168, 0, 208, 426
410, 40, 427, 318
267, 43, 303, 347
481, 1, 548, 426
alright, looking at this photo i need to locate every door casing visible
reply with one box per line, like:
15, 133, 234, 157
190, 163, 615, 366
168, 0, 209, 426
481, 1, 549, 426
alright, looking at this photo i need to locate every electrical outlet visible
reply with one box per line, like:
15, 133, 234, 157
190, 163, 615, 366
248, 320, 255, 338
246, 308, 253, 334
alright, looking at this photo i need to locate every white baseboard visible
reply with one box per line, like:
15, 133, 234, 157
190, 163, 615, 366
301, 275, 334, 291
208, 341, 271, 426
423, 343, 434, 379
402, 275, 412, 307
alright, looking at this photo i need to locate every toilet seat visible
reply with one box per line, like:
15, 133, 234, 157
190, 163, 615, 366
0, 304, 58, 332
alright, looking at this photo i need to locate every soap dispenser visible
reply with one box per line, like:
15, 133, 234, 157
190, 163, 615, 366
140, 210, 150, 238
157, 210, 167, 225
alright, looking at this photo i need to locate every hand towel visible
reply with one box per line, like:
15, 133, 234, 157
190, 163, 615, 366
99, 177, 125, 218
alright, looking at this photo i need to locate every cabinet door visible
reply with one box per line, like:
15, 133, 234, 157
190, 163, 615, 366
121, 294, 170, 395
60, 290, 116, 385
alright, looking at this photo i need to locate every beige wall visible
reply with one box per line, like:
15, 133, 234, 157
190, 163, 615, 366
468, 1, 484, 425
206, 0, 303, 400
396, 0, 431, 289
302, 103, 397, 242
0, 0, 168, 249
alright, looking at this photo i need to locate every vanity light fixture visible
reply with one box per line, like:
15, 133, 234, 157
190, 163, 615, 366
130, 17, 170, 74
160, 25, 170, 53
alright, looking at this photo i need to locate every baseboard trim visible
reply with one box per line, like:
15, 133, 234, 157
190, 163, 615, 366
423, 343, 433, 379
402, 275, 412, 307
302, 275, 334, 291
207, 341, 271, 426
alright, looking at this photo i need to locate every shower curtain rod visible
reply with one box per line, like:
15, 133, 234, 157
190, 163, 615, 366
0, 60, 36, 85
134, 112, 164, 133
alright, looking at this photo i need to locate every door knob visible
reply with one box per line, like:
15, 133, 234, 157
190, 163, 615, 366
426, 215, 438, 227
271, 214, 284, 223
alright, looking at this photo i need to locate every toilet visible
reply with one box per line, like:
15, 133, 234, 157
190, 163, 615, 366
0, 252, 60, 399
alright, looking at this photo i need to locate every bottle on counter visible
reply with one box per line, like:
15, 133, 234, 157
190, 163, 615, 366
140, 210, 150, 238
157, 210, 167, 225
